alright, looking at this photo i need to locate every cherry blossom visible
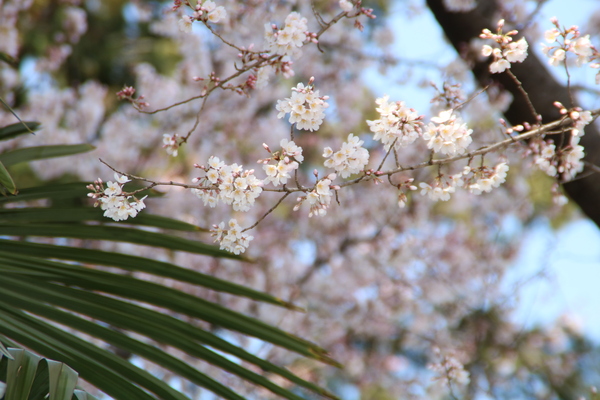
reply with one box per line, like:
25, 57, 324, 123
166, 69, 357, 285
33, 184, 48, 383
276, 80, 329, 131
480, 20, 529, 74
423, 110, 473, 156
211, 219, 253, 254
87, 174, 147, 221
367, 95, 424, 151
323, 134, 370, 178
264, 12, 309, 58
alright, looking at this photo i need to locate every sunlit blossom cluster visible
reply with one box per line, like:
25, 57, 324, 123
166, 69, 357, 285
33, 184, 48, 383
191, 156, 263, 211
532, 104, 591, 180
260, 139, 304, 186
533, 139, 584, 181
178, 0, 227, 32
211, 218, 253, 254
323, 134, 370, 178
570, 109, 593, 136
293, 175, 337, 217
264, 12, 310, 58
419, 178, 459, 202
419, 163, 509, 202
87, 173, 147, 221
467, 163, 509, 194
367, 95, 424, 151
480, 20, 529, 74
276, 81, 329, 131
428, 350, 471, 386
542, 18, 597, 74
162, 133, 180, 157
423, 110, 473, 156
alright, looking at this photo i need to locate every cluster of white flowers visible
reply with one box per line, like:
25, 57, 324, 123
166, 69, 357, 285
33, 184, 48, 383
323, 134, 370, 178
561, 139, 585, 181
534, 140, 584, 181
419, 179, 457, 202
535, 141, 558, 177
467, 163, 509, 195
532, 106, 589, 181
423, 110, 473, 156
276, 80, 329, 131
419, 163, 509, 202
480, 20, 528, 74
570, 109, 593, 136
87, 173, 146, 222
294, 175, 337, 217
192, 156, 263, 211
261, 139, 304, 186
211, 219, 253, 255
428, 350, 471, 386
162, 133, 180, 157
542, 18, 596, 70
367, 95, 424, 151
264, 12, 309, 58
178, 0, 226, 33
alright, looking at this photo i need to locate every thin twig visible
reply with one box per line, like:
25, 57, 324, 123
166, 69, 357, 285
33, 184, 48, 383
583, 160, 600, 175
454, 85, 490, 111
243, 192, 290, 232
376, 138, 398, 172
136, 55, 278, 115
506, 70, 540, 123
183, 96, 209, 142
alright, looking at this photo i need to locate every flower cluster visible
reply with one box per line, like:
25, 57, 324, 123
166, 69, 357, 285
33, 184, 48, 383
192, 156, 263, 211
260, 139, 304, 186
534, 141, 559, 177
533, 139, 584, 181
162, 133, 181, 157
294, 175, 337, 217
178, 0, 227, 32
428, 350, 470, 386
480, 20, 528, 74
570, 108, 593, 137
419, 179, 458, 202
419, 163, 509, 202
466, 163, 509, 195
276, 80, 329, 131
542, 18, 597, 70
323, 134, 370, 178
423, 110, 473, 156
87, 173, 147, 221
264, 12, 311, 58
211, 219, 253, 254
367, 95, 424, 151
532, 104, 590, 181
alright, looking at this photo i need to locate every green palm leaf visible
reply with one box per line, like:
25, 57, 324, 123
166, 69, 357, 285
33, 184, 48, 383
0, 348, 98, 400
0, 137, 339, 400
0, 121, 40, 141
0, 144, 95, 167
